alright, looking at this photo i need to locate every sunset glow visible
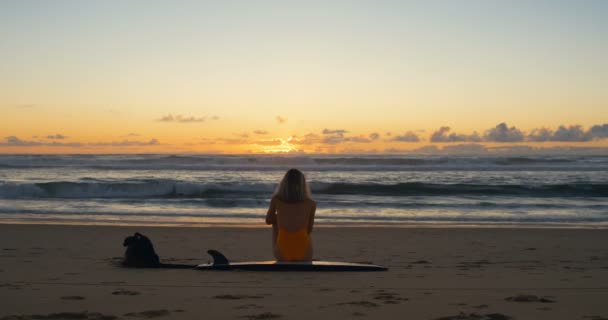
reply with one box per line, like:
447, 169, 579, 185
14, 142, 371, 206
1, 1, 607, 154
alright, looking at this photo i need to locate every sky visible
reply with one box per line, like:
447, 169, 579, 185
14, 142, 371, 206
1, 0, 607, 154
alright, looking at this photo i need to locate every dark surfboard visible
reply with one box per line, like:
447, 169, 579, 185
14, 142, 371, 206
195, 250, 388, 272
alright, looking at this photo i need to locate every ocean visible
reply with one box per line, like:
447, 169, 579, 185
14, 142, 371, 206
0, 154, 607, 227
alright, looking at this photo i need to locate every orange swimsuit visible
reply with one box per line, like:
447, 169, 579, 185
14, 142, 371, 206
276, 227, 310, 261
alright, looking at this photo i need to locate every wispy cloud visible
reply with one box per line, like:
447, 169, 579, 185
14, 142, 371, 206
2, 136, 82, 147
322, 129, 348, 135
390, 131, 421, 142
122, 133, 141, 137
254, 139, 283, 146
253, 130, 268, 135
369, 132, 380, 140
90, 139, 159, 147
320, 129, 347, 144
158, 114, 217, 123
46, 134, 67, 140
1, 136, 159, 148
348, 135, 373, 143
290, 133, 321, 145
200, 137, 249, 145
276, 116, 288, 124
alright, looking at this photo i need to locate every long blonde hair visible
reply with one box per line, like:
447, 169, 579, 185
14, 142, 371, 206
273, 168, 312, 203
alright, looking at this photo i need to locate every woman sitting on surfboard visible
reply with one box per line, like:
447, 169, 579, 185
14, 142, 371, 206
265, 168, 316, 262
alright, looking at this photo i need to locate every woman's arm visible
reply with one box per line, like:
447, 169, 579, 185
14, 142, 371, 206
265, 197, 277, 225
307, 200, 316, 234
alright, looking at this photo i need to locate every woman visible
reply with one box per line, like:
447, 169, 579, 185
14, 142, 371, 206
265, 168, 316, 261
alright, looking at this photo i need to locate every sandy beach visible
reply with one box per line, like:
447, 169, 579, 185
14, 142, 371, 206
1, 224, 607, 319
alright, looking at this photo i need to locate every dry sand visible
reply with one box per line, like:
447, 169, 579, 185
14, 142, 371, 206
1, 224, 607, 319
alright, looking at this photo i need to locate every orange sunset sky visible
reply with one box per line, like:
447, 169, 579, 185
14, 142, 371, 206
1, 1, 607, 154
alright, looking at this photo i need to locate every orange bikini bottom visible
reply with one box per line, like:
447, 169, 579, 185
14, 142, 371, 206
276, 228, 310, 261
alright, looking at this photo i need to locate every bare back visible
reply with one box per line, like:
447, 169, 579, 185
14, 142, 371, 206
266, 197, 316, 233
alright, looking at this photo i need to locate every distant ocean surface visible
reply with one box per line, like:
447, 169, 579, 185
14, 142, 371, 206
1, 154, 607, 227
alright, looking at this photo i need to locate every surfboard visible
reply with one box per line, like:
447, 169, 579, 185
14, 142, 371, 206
195, 250, 388, 272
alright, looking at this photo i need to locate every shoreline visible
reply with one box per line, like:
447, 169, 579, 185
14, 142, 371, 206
1, 220, 608, 230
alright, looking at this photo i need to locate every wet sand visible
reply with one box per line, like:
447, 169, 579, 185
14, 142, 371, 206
1, 224, 607, 319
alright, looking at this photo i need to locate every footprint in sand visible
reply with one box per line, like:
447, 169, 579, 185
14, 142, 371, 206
240, 312, 282, 319
112, 289, 140, 296
60, 295, 85, 300
213, 294, 264, 300
235, 304, 263, 310
335, 301, 379, 308
372, 292, 408, 304
504, 294, 555, 303
0, 311, 117, 320
434, 312, 511, 320
124, 310, 170, 318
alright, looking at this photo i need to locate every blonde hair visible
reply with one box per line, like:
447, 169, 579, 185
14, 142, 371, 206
273, 168, 312, 203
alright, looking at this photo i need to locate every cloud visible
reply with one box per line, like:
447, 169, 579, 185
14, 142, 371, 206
254, 130, 269, 135
89, 139, 159, 146
551, 125, 590, 142
276, 116, 288, 124
123, 133, 140, 137
527, 127, 554, 142
321, 129, 348, 144
290, 133, 321, 145
211, 115, 220, 120
527, 124, 608, 142
484, 123, 525, 142
323, 135, 346, 145
292, 130, 388, 145
254, 139, 283, 146
390, 131, 421, 142
158, 114, 206, 123
589, 124, 608, 139
46, 134, 67, 140
322, 129, 348, 135
369, 132, 380, 140
430, 126, 481, 143
200, 137, 249, 145
348, 135, 373, 143
432, 123, 608, 143
1, 136, 160, 148
2, 136, 82, 147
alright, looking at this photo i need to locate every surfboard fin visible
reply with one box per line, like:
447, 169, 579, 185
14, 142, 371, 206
207, 249, 229, 265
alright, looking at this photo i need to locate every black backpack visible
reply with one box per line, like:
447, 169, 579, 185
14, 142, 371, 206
122, 232, 160, 268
